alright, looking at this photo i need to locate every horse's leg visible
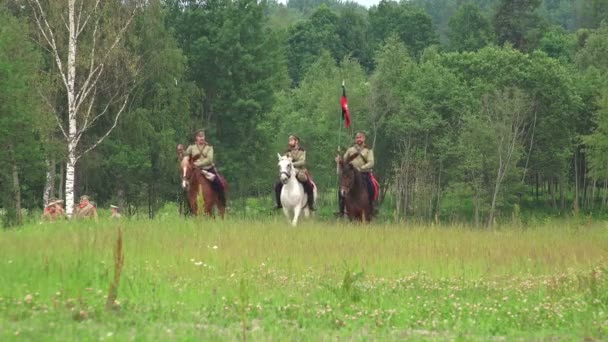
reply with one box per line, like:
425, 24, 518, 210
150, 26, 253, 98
217, 202, 226, 219
292, 206, 302, 227
282, 207, 290, 224
303, 206, 310, 218
202, 185, 214, 217
204, 199, 214, 217
188, 188, 198, 216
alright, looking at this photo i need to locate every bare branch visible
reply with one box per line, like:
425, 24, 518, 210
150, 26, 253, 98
60, 12, 69, 32
37, 88, 68, 139
76, 0, 101, 38
100, 8, 137, 63
27, 0, 69, 90
75, 64, 103, 113
80, 88, 99, 132
75, 94, 130, 161
76, 0, 84, 34
74, 11, 101, 110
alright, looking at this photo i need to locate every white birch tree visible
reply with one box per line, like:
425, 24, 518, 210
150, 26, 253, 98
28, 0, 141, 216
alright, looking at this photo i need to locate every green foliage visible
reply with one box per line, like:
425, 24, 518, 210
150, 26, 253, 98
2, 0, 608, 223
448, 2, 494, 52
0, 7, 47, 225
369, 0, 439, 58
538, 27, 577, 62
576, 24, 608, 71
583, 91, 608, 180
493, 0, 546, 52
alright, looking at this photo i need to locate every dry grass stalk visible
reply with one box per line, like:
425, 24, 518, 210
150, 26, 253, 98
106, 226, 124, 310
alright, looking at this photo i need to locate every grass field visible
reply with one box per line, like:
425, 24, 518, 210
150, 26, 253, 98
1, 216, 607, 340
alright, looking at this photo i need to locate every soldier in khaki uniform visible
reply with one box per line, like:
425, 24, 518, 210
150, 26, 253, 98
74, 195, 98, 221
110, 205, 122, 219
181, 129, 226, 204
335, 131, 378, 216
275, 134, 316, 210
41, 198, 65, 222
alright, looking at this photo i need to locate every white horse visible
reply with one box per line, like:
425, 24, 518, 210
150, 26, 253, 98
277, 153, 316, 226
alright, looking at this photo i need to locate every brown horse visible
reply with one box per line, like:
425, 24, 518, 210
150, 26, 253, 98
339, 155, 373, 222
181, 155, 226, 218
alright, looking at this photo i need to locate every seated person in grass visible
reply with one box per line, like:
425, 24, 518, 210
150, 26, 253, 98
41, 198, 65, 222
74, 195, 98, 221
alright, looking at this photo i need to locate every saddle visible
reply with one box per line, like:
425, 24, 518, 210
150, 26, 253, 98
369, 173, 379, 201
200, 167, 227, 191
303, 171, 317, 190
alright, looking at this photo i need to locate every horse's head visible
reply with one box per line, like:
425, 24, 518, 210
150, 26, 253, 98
181, 154, 200, 190
339, 161, 357, 197
339, 152, 361, 197
277, 153, 294, 184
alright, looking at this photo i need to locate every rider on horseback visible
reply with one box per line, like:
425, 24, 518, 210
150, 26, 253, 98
182, 129, 226, 205
275, 134, 316, 211
335, 131, 378, 217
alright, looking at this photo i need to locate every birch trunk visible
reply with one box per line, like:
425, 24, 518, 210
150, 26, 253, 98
64, 0, 78, 216
58, 162, 64, 200
8, 145, 22, 225
43, 158, 56, 205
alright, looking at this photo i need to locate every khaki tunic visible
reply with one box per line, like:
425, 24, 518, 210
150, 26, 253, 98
344, 144, 374, 172
41, 207, 64, 222
284, 147, 308, 182
185, 144, 214, 170
74, 203, 98, 221
110, 212, 122, 219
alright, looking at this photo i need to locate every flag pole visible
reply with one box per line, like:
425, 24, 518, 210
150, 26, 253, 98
338, 80, 344, 154
337, 80, 344, 207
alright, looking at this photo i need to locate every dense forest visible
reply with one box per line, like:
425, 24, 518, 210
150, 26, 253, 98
1, 0, 608, 226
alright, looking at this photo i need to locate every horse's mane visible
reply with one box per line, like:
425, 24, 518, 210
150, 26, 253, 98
190, 153, 201, 164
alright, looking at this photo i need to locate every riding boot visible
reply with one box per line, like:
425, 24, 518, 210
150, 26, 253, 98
218, 188, 226, 206
371, 200, 379, 215
302, 181, 316, 211
334, 194, 345, 217
275, 182, 283, 209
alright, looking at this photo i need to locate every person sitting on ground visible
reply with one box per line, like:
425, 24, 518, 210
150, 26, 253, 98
110, 205, 122, 219
41, 198, 64, 222
74, 195, 98, 221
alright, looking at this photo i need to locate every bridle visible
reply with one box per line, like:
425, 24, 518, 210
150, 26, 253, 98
279, 159, 293, 183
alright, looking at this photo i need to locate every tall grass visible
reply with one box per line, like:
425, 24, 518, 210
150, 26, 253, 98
0, 217, 607, 340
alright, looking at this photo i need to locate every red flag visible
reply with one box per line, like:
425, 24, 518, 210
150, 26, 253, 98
341, 84, 351, 128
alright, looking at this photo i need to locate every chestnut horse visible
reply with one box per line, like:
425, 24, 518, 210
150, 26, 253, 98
181, 154, 226, 218
339, 155, 373, 222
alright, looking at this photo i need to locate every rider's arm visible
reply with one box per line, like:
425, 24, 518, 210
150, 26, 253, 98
182, 145, 192, 164
360, 149, 374, 172
292, 151, 305, 168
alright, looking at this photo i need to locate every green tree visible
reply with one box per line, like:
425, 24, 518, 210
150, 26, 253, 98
576, 24, 608, 71
582, 91, 608, 209
0, 8, 46, 226
448, 2, 494, 52
286, 5, 343, 84
493, 0, 546, 51
369, 0, 439, 58
370, 36, 473, 220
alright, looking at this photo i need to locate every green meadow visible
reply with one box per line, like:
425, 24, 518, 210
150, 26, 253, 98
1, 217, 607, 340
